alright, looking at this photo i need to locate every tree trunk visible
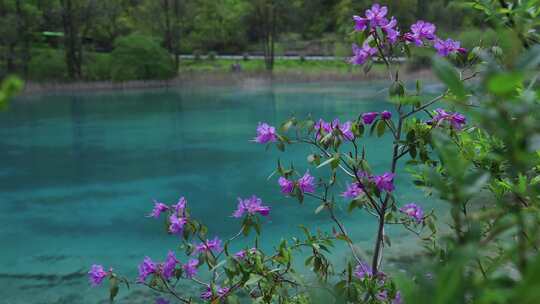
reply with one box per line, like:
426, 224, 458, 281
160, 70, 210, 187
61, 0, 82, 80
15, 0, 30, 77
173, 0, 180, 69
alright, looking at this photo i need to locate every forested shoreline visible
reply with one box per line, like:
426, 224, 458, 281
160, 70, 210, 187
1, 0, 491, 83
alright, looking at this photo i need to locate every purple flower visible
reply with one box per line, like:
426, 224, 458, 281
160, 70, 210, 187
138, 256, 157, 283
162, 251, 179, 280
405, 20, 437, 46
373, 172, 395, 192
298, 171, 315, 194
449, 113, 467, 129
354, 262, 373, 280
232, 195, 271, 218
314, 119, 333, 139
376, 290, 389, 301
156, 298, 170, 304
429, 108, 467, 130
393, 291, 403, 304
381, 111, 392, 120
182, 259, 199, 278
350, 42, 378, 65
168, 213, 187, 234
255, 122, 278, 144
88, 264, 108, 287
172, 197, 187, 214
353, 15, 369, 31
381, 17, 400, 43
234, 250, 247, 260
315, 118, 354, 141
362, 112, 379, 124
218, 287, 231, 298
194, 237, 223, 255
201, 286, 230, 301
365, 3, 389, 27
234, 248, 257, 260
147, 200, 169, 218
278, 177, 294, 194
332, 119, 355, 141
400, 203, 424, 222
342, 183, 364, 199
434, 38, 466, 57
200, 286, 214, 301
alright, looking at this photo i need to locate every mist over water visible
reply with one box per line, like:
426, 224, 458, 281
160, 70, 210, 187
0, 82, 438, 303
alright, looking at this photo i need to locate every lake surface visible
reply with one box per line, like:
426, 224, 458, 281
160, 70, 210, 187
0, 81, 440, 303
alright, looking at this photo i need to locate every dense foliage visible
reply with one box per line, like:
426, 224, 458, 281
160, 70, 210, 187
86, 1, 540, 304
1, 0, 496, 79
110, 34, 176, 81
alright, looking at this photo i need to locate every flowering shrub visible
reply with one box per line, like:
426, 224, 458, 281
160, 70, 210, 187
89, 2, 540, 303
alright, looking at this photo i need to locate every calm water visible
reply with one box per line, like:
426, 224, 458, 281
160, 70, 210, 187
0, 82, 439, 303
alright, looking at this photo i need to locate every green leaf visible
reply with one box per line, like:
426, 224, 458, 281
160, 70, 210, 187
376, 120, 386, 137
317, 157, 335, 169
315, 203, 326, 214
416, 80, 422, 95
245, 274, 264, 286
432, 56, 466, 99
389, 81, 405, 97
487, 72, 523, 96
109, 276, 119, 302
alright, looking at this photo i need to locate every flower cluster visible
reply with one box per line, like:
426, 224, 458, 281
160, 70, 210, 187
342, 182, 364, 199
404, 20, 465, 56
232, 195, 271, 218
182, 259, 199, 278
354, 262, 373, 280
355, 262, 402, 304
342, 171, 396, 199
201, 285, 230, 301
353, 4, 400, 43
194, 237, 223, 255
314, 118, 354, 140
362, 110, 392, 125
234, 248, 258, 260
255, 122, 278, 144
400, 203, 424, 222
88, 264, 110, 287
136, 251, 199, 283
147, 197, 188, 235
279, 171, 316, 195
428, 108, 467, 130
350, 42, 378, 65
351, 3, 466, 65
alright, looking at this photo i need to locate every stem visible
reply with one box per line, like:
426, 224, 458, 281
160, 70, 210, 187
303, 192, 363, 265
371, 105, 404, 274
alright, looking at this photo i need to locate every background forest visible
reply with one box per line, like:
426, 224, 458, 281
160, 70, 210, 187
0, 0, 491, 82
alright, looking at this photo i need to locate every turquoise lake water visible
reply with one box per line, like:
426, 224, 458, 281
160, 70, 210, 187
0, 82, 442, 303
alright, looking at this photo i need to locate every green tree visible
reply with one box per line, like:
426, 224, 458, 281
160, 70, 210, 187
185, 0, 250, 53
110, 34, 176, 81
0, 0, 39, 77
247, 0, 292, 71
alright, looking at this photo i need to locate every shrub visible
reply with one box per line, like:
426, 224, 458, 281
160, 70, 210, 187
28, 48, 67, 81
110, 34, 176, 82
83, 53, 111, 81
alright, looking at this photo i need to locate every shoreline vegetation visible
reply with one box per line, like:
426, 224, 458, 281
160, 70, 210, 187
21, 59, 432, 95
